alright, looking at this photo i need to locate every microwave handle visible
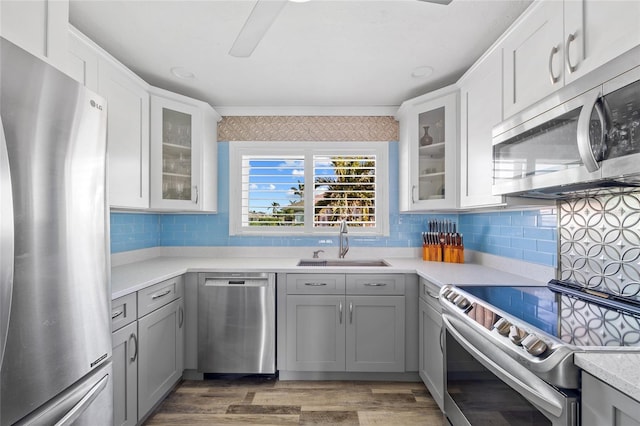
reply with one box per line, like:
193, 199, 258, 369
576, 90, 604, 173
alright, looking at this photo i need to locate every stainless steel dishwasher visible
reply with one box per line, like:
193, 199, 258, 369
197, 272, 276, 374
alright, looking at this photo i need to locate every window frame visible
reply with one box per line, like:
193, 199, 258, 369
229, 141, 389, 236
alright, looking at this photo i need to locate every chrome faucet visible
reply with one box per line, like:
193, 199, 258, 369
338, 220, 349, 259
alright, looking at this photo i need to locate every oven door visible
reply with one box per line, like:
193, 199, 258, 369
442, 315, 579, 426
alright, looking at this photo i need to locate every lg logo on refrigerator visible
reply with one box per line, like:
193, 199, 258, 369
90, 99, 104, 111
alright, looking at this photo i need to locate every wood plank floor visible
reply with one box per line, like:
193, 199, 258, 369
143, 376, 447, 425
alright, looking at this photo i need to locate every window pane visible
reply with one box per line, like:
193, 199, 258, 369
313, 155, 376, 228
241, 155, 305, 227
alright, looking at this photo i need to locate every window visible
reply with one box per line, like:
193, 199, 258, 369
229, 141, 389, 236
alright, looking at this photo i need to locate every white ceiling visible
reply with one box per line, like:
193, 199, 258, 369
69, 0, 532, 112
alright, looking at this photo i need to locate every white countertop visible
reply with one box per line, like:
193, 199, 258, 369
575, 352, 640, 402
111, 256, 547, 299
111, 254, 640, 402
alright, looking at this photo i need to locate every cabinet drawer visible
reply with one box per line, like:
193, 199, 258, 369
419, 278, 441, 312
137, 275, 183, 317
286, 274, 346, 295
111, 293, 137, 332
346, 274, 405, 295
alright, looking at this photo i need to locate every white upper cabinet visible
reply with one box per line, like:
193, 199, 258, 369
68, 28, 151, 210
150, 89, 220, 212
564, 0, 640, 85
69, 27, 220, 212
0, 0, 69, 73
99, 59, 150, 209
397, 88, 458, 211
503, 0, 640, 119
68, 27, 99, 92
502, 0, 565, 119
459, 47, 504, 209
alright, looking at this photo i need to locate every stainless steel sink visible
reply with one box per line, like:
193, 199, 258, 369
297, 259, 389, 267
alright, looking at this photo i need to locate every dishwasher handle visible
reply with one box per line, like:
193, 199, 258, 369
204, 278, 270, 288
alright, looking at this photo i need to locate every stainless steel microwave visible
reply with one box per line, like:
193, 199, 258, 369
492, 47, 640, 199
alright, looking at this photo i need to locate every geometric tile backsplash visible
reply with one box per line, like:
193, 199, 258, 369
559, 190, 640, 300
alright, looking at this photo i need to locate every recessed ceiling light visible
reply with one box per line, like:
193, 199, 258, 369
411, 66, 434, 79
170, 67, 196, 79
289, 0, 310, 3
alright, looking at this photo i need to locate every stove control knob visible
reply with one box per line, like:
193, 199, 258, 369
455, 297, 470, 309
442, 289, 453, 300
521, 334, 548, 357
508, 326, 528, 346
493, 318, 511, 336
446, 291, 458, 302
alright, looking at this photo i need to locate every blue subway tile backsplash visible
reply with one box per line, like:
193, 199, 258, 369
110, 212, 161, 253
458, 209, 557, 267
109, 141, 558, 267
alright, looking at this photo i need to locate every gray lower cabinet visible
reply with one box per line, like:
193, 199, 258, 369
285, 274, 406, 373
286, 295, 346, 371
112, 276, 186, 424
418, 278, 444, 411
112, 321, 138, 426
137, 297, 185, 419
418, 298, 443, 410
111, 293, 138, 426
582, 372, 640, 426
347, 296, 404, 372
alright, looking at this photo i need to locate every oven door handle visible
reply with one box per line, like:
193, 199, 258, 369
443, 315, 564, 418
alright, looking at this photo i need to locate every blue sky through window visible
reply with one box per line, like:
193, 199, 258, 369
245, 156, 337, 213
246, 157, 304, 213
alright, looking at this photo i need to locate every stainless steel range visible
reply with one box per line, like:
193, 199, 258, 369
440, 280, 640, 426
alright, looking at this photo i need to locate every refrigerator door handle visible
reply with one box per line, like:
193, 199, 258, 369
52, 373, 109, 426
0, 115, 15, 369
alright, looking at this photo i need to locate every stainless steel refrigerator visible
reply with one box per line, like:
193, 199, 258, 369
0, 38, 113, 425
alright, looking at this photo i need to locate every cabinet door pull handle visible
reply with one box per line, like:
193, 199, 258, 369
194, 185, 199, 204
364, 283, 387, 287
411, 185, 416, 204
349, 301, 353, 324
548, 45, 560, 84
304, 282, 327, 286
179, 306, 184, 328
151, 289, 172, 300
339, 301, 343, 324
130, 333, 138, 362
426, 290, 439, 300
439, 327, 444, 354
111, 310, 124, 320
565, 33, 577, 73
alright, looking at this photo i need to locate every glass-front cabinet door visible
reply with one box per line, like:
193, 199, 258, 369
397, 88, 458, 211
150, 94, 202, 210
161, 108, 193, 201
418, 106, 446, 202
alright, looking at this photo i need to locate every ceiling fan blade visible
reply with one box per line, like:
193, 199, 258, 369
229, 0, 288, 58
417, 0, 453, 4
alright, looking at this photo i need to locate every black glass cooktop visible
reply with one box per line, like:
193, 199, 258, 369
458, 282, 640, 347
